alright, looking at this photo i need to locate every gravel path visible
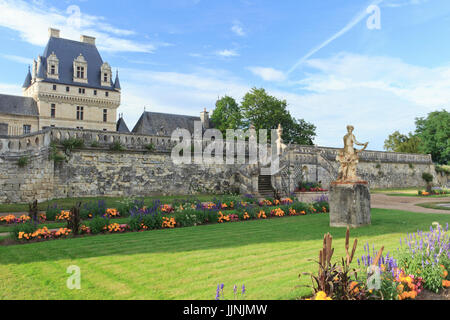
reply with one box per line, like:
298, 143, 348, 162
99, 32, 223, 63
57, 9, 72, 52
371, 194, 450, 214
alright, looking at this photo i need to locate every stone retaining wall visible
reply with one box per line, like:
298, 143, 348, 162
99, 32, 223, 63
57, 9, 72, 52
0, 128, 441, 203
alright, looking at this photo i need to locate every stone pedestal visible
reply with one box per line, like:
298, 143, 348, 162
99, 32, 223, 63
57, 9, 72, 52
329, 181, 371, 228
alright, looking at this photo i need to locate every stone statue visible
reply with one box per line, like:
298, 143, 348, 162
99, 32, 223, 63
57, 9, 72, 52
276, 124, 287, 155
336, 125, 368, 182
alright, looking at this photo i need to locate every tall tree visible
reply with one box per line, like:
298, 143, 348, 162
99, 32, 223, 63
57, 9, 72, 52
210, 95, 243, 134
240, 88, 316, 145
415, 110, 450, 164
384, 131, 421, 154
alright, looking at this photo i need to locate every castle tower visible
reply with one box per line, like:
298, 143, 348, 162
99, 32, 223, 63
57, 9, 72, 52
21, 27, 121, 132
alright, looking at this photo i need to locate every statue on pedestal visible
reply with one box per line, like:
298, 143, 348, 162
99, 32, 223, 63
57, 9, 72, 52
330, 125, 371, 228
336, 125, 369, 183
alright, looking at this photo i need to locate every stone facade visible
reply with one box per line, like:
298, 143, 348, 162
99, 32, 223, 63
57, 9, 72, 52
0, 128, 443, 204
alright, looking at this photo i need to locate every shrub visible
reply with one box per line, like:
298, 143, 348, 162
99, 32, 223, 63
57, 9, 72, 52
61, 137, 84, 153
90, 141, 100, 148
17, 156, 29, 168
109, 141, 125, 151
435, 164, 450, 175
12, 222, 37, 240
142, 212, 163, 230
174, 209, 201, 227
88, 216, 109, 234
45, 203, 61, 221
67, 202, 82, 235
145, 143, 155, 152
49, 142, 66, 163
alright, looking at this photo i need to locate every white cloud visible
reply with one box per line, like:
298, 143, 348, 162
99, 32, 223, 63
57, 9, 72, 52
117, 67, 249, 130
117, 52, 450, 150
287, 0, 384, 74
1, 54, 33, 65
247, 67, 286, 82
215, 49, 239, 57
231, 21, 245, 36
0, 83, 22, 96
0, 0, 158, 53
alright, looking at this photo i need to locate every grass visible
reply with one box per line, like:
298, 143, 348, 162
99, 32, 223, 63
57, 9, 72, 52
0, 208, 448, 300
372, 187, 450, 198
416, 202, 450, 211
0, 195, 218, 214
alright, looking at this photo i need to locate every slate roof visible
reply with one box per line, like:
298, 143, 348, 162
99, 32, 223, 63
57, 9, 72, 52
0, 94, 39, 117
114, 71, 121, 90
22, 67, 32, 88
116, 117, 130, 133
132, 111, 202, 136
39, 36, 114, 90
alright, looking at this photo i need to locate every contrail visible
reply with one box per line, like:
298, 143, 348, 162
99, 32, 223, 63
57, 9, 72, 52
287, 0, 384, 75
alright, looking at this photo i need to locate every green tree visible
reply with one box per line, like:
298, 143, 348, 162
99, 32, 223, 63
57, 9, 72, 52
210, 95, 243, 134
240, 88, 316, 145
383, 131, 421, 154
415, 110, 450, 164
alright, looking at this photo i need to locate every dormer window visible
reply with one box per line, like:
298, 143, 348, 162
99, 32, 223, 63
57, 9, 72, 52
100, 62, 111, 87
46, 52, 59, 80
73, 53, 88, 84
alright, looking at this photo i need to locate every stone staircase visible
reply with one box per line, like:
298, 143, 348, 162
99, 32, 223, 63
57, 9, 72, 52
258, 175, 275, 198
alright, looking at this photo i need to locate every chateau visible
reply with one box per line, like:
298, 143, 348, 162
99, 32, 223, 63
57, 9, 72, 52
0, 29, 442, 204
0, 28, 121, 135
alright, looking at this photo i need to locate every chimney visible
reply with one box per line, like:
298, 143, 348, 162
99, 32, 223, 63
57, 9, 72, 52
200, 108, 210, 129
48, 28, 60, 38
80, 35, 96, 45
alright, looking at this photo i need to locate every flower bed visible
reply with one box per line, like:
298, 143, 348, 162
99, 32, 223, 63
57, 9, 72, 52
303, 223, 449, 300
418, 187, 450, 196
11, 196, 329, 244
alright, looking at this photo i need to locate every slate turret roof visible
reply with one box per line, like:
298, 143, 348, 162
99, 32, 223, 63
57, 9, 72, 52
132, 111, 202, 136
0, 94, 39, 117
39, 36, 115, 90
116, 117, 130, 133
22, 66, 32, 88
114, 71, 121, 90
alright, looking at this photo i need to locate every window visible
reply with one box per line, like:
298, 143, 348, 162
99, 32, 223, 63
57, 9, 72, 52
104, 73, 108, 82
94, 90, 97, 96
77, 66, 85, 79
50, 65, 56, 75
103, 129, 107, 131
76, 106, 84, 120
51, 104, 56, 118
78, 88, 85, 94
53, 84, 57, 91
50, 125, 56, 128
105, 92, 109, 97
66, 86, 70, 92
23, 125, 31, 134
76, 126, 84, 130
103, 109, 107, 122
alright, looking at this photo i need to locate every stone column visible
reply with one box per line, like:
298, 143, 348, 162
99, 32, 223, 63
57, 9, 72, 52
329, 181, 371, 228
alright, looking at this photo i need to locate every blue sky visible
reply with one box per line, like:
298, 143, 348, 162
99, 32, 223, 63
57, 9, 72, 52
0, 0, 450, 150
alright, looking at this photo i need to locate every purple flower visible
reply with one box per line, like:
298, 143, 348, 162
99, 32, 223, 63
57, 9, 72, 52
242, 285, 246, 295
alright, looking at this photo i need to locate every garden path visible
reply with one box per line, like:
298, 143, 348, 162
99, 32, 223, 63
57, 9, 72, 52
371, 194, 450, 214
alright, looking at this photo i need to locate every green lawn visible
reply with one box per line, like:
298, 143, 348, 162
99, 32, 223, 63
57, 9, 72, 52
416, 202, 450, 211
372, 187, 450, 198
0, 208, 448, 300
